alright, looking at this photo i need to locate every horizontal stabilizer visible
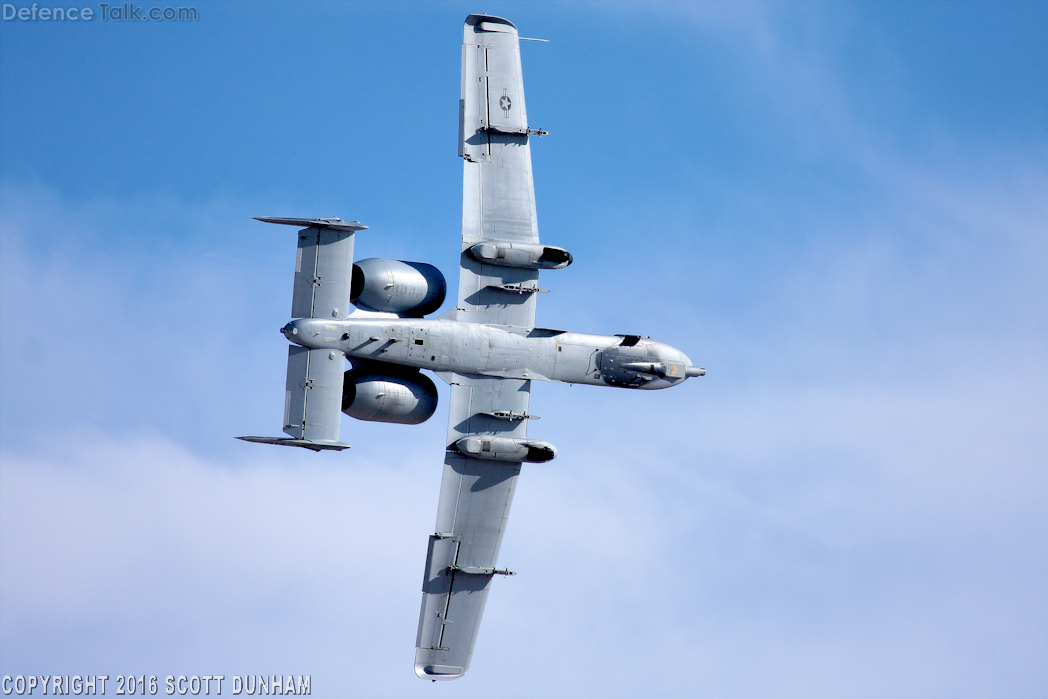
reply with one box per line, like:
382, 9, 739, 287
239, 219, 358, 454
236, 436, 350, 452
254, 216, 368, 232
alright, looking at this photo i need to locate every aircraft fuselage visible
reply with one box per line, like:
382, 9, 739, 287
282, 316, 699, 390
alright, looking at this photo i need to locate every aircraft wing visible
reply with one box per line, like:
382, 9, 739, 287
414, 373, 531, 679
414, 15, 546, 680
455, 14, 543, 329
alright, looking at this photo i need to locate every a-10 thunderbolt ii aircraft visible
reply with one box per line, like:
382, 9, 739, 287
239, 14, 705, 681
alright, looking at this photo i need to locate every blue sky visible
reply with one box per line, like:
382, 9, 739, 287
1, 1, 1046, 696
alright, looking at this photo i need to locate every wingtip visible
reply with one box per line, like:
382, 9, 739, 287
414, 662, 466, 681
465, 14, 517, 32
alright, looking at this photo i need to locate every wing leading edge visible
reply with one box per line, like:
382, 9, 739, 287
455, 14, 543, 329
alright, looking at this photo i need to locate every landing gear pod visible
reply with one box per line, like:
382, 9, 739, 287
350, 259, 447, 316
467, 241, 573, 270
454, 436, 557, 462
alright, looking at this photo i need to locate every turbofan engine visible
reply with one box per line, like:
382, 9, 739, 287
341, 371, 438, 425
350, 258, 447, 316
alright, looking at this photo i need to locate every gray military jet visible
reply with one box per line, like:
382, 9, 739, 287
239, 14, 704, 680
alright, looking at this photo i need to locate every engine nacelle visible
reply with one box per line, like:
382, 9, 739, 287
467, 241, 573, 270
341, 371, 438, 425
350, 258, 447, 316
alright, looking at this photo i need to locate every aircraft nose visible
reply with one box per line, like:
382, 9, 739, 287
653, 344, 705, 380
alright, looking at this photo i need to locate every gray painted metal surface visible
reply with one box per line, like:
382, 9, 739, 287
238, 13, 706, 681
415, 374, 530, 677
455, 14, 544, 329
282, 345, 346, 444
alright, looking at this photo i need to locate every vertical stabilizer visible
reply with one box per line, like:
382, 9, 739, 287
282, 345, 346, 443
292, 224, 356, 320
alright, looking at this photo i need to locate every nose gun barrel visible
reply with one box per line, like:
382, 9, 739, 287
686, 366, 706, 377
